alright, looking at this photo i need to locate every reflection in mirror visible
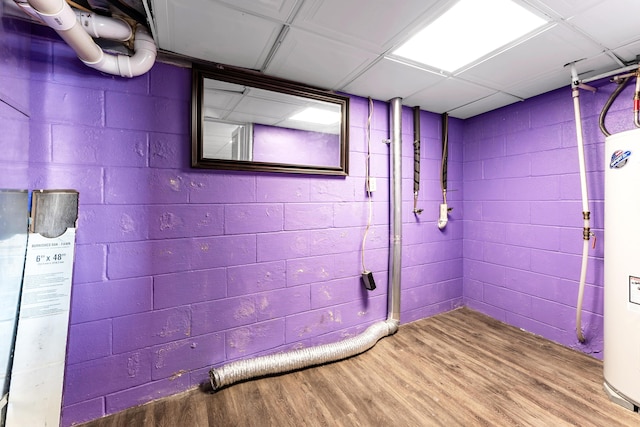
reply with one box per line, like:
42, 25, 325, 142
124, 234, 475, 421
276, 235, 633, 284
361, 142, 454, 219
192, 64, 349, 175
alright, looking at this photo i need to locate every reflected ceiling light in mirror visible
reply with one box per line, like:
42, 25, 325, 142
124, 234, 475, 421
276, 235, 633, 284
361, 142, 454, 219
392, 0, 548, 72
289, 107, 341, 125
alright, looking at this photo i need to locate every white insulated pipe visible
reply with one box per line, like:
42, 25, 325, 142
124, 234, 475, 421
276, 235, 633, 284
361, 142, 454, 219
15, 0, 155, 78
571, 65, 591, 344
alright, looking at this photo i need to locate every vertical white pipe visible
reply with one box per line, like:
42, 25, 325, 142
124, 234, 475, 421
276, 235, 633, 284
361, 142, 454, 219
388, 98, 403, 323
571, 65, 590, 343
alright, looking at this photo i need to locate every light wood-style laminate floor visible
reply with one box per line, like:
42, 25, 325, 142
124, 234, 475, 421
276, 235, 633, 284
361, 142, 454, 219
80, 308, 640, 426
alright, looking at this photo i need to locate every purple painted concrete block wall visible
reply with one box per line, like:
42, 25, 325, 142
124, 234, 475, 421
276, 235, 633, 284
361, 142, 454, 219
462, 80, 635, 358
1, 21, 463, 426
7, 12, 635, 426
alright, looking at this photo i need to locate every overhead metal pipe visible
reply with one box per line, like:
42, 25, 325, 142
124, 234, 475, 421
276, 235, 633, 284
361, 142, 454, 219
209, 97, 404, 391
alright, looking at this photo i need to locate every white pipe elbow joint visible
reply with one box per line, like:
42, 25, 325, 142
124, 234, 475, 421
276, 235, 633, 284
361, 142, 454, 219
75, 11, 132, 42
81, 26, 156, 78
129, 27, 157, 76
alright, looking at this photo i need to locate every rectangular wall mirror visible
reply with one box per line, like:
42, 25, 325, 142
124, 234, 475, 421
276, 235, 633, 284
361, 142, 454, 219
192, 63, 349, 175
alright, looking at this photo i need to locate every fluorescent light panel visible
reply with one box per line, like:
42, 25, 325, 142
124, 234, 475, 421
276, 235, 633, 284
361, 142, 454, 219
392, 0, 547, 72
289, 107, 340, 125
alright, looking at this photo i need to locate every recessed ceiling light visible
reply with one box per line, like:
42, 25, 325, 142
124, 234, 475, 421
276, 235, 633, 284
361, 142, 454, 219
392, 0, 548, 72
289, 107, 340, 125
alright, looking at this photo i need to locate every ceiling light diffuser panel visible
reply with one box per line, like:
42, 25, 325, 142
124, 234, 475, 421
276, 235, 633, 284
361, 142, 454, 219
391, 0, 548, 72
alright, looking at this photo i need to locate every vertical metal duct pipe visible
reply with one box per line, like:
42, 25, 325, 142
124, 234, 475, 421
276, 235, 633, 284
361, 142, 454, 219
388, 97, 403, 322
209, 98, 404, 391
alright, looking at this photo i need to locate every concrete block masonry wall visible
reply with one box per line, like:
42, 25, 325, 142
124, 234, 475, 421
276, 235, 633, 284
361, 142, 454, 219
5, 13, 639, 427
462, 80, 636, 356
1, 21, 463, 426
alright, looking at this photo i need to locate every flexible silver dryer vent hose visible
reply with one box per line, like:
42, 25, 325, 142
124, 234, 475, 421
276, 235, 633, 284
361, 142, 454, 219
210, 319, 399, 390
210, 98, 404, 391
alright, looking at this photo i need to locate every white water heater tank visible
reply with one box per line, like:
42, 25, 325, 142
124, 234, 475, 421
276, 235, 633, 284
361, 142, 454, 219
604, 128, 640, 411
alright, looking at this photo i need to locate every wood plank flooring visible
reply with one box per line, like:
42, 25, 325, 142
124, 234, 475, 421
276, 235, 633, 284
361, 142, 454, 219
80, 308, 640, 426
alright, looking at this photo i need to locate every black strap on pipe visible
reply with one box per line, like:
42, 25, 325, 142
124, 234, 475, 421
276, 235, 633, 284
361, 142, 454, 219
441, 112, 449, 193
413, 106, 420, 194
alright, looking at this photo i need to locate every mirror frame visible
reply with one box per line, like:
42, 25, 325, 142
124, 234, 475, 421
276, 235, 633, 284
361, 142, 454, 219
191, 63, 349, 175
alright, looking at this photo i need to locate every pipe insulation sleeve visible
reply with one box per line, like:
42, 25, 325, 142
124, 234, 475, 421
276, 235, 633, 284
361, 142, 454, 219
572, 89, 589, 214
571, 76, 589, 344
576, 239, 589, 343
209, 320, 398, 391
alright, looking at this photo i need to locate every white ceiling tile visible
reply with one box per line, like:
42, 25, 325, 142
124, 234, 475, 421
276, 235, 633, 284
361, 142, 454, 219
264, 27, 378, 90
613, 40, 640, 65
403, 78, 497, 113
568, 0, 640, 48
448, 92, 522, 119
293, 0, 442, 52
529, 0, 603, 19
459, 24, 602, 92
568, 53, 625, 80
152, 0, 282, 69
500, 54, 619, 98
503, 70, 570, 99
342, 58, 445, 102
149, 0, 640, 118
215, 0, 299, 21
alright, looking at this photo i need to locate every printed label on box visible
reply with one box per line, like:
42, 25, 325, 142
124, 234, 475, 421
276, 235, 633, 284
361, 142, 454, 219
629, 276, 640, 305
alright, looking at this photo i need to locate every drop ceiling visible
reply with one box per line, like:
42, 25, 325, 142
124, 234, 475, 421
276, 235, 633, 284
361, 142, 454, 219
144, 0, 640, 119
